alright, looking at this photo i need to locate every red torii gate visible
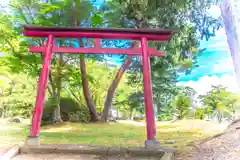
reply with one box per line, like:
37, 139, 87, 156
23, 25, 176, 147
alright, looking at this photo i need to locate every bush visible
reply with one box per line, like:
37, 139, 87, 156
8, 117, 23, 123
133, 116, 144, 121
158, 108, 174, 121
42, 97, 90, 124
1, 101, 34, 119
0, 74, 36, 119
42, 98, 55, 122
68, 108, 90, 123
185, 111, 195, 119
158, 113, 173, 121
195, 108, 206, 120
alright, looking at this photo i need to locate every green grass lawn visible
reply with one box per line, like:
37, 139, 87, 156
0, 120, 225, 150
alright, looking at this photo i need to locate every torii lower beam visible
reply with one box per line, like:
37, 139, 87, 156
29, 46, 164, 56
23, 25, 176, 148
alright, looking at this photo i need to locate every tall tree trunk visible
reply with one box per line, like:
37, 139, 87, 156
53, 98, 62, 122
78, 40, 100, 122
220, 0, 240, 86
48, 69, 62, 123
69, 1, 99, 121
101, 55, 133, 122
130, 108, 135, 120
53, 54, 63, 123
101, 20, 143, 122
79, 55, 100, 122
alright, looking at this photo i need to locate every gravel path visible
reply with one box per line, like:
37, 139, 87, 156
176, 120, 240, 160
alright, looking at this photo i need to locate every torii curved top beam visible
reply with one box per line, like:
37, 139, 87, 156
24, 25, 176, 41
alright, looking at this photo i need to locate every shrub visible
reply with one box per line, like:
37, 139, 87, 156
133, 116, 144, 121
1, 100, 34, 119
158, 113, 173, 121
42, 97, 90, 124
195, 108, 206, 120
69, 110, 90, 123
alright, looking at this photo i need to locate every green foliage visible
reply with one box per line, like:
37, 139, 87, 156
127, 92, 144, 112
107, 0, 222, 116
195, 108, 208, 120
0, 0, 98, 122
65, 60, 116, 112
158, 106, 174, 121
198, 85, 237, 122
0, 73, 36, 118
172, 94, 192, 119
68, 110, 90, 123
91, 13, 103, 27
0, 0, 225, 123
42, 97, 90, 123
113, 74, 144, 116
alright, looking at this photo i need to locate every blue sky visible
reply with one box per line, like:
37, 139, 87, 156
178, 28, 233, 81
178, 6, 233, 82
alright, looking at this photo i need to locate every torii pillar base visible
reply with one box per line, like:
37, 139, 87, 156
25, 136, 40, 147
145, 138, 160, 149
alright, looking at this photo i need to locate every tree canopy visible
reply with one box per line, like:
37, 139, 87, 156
0, 0, 237, 124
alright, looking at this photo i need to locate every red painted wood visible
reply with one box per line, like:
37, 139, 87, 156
24, 25, 176, 39
24, 30, 171, 41
141, 37, 156, 141
94, 38, 101, 49
29, 46, 164, 56
30, 35, 54, 137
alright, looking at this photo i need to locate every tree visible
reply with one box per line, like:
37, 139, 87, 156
102, 0, 221, 122
101, 54, 133, 121
199, 85, 237, 123
0, 0, 224, 123
113, 77, 144, 120
1, 0, 63, 122
169, 86, 196, 120
2, 0, 103, 122
34, 0, 97, 122
0, 68, 36, 118
172, 94, 192, 120
66, 60, 117, 113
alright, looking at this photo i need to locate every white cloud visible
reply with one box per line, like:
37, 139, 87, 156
212, 58, 234, 73
208, 41, 228, 48
177, 74, 240, 95
207, 28, 227, 41
0, 0, 9, 5
208, 5, 221, 18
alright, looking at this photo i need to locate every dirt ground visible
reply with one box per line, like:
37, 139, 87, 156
176, 119, 240, 160
12, 154, 99, 160
12, 154, 97, 160
12, 154, 162, 160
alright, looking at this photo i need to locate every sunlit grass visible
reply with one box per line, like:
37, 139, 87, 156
0, 120, 225, 150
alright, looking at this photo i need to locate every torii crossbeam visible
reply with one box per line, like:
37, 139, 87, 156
23, 25, 176, 147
